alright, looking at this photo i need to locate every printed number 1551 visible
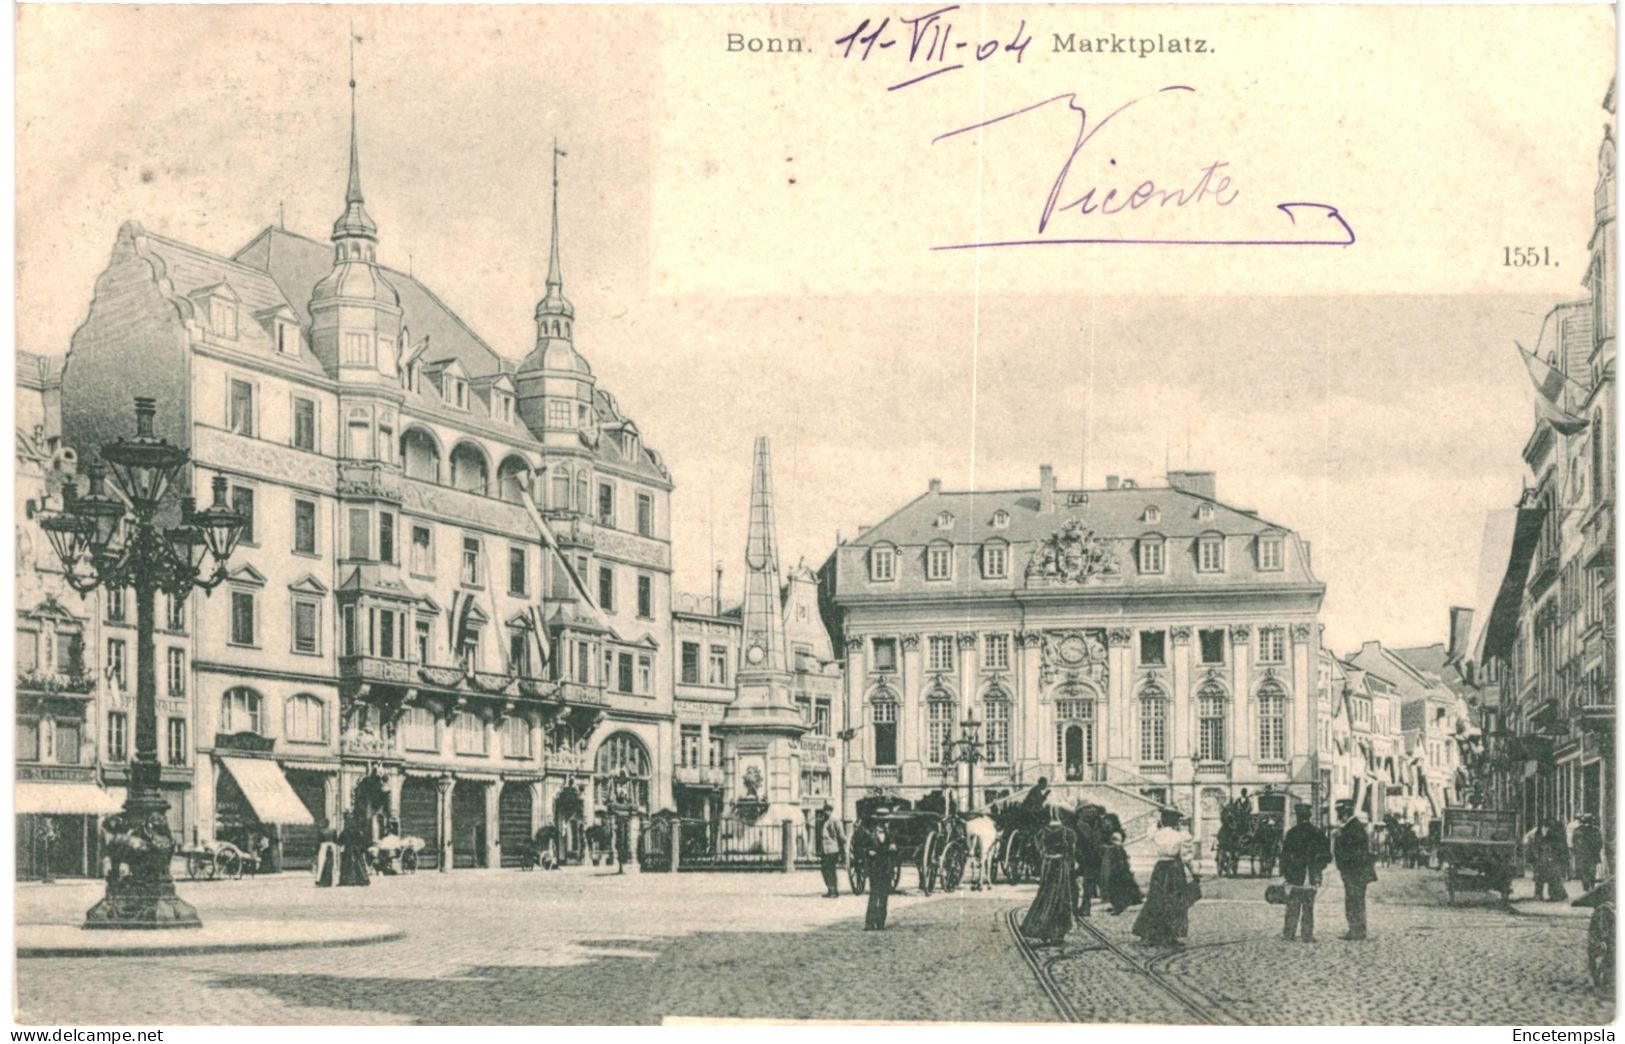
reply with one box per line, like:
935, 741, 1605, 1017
1503, 246, 1557, 268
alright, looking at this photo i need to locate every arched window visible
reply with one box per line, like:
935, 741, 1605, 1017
1139, 684, 1168, 762
220, 687, 263, 735
1055, 689, 1095, 781
401, 428, 440, 482
449, 442, 490, 495
345, 408, 372, 460
284, 693, 326, 743
871, 691, 898, 766
497, 456, 530, 504
983, 688, 1010, 765
1198, 681, 1228, 762
1257, 680, 1287, 761
377, 413, 395, 464
551, 467, 572, 510
594, 732, 651, 810
927, 689, 955, 765
453, 711, 486, 754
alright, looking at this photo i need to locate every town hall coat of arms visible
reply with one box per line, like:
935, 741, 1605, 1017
1025, 519, 1118, 585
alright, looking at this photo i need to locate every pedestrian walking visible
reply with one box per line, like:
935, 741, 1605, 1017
1021, 809, 1078, 945
314, 818, 338, 887
816, 803, 845, 898
1573, 813, 1604, 892
864, 825, 898, 931
338, 810, 372, 887
1073, 804, 1104, 917
1100, 828, 1143, 914
1279, 803, 1332, 943
1132, 809, 1198, 947
1333, 799, 1376, 939
1531, 818, 1570, 901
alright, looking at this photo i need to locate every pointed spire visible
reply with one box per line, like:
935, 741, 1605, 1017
546, 141, 563, 291
740, 436, 788, 677
331, 26, 377, 244
535, 141, 574, 323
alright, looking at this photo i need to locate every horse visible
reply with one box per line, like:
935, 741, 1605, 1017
963, 812, 999, 891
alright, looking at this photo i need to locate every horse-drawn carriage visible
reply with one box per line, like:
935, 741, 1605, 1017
1216, 790, 1286, 877
846, 795, 968, 896
1438, 807, 1520, 904
368, 834, 425, 874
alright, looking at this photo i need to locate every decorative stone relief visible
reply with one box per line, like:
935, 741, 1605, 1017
1039, 629, 1109, 687
1231, 624, 1252, 643
899, 633, 920, 650
956, 631, 979, 649
1171, 626, 1191, 645
1024, 518, 1119, 585
1292, 623, 1314, 643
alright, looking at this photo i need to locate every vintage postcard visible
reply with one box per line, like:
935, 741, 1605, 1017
9, 1, 1619, 1029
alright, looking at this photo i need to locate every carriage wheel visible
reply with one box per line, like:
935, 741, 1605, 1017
222, 853, 243, 880
848, 860, 868, 896
203, 855, 220, 880
943, 840, 967, 892
1017, 836, 1041, 883
1589, 904, 1615, 993
920, 831, 939, 896
185, 853, 205, 881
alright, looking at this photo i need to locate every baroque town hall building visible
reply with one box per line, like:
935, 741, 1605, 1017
59, 93, 677, 870
822, 467, 1326, 848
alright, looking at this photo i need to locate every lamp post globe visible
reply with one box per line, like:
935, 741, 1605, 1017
40, 397, 246, 930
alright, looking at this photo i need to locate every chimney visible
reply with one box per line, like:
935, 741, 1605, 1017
1166, 470, 1217, 501
1105, 475, 1120, 490
1038, 464, 1055, 514
928, 478, 942, 494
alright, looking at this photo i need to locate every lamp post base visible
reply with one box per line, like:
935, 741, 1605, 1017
84, 880, 203, 931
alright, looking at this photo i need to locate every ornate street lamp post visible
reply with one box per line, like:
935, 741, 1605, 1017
42, 397, 247, 930
944, 707, 984, 813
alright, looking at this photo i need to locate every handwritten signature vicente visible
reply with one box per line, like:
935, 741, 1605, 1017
931, 85, 1355, 250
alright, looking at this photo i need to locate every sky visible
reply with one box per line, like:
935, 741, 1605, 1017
14, 5, 1614, 654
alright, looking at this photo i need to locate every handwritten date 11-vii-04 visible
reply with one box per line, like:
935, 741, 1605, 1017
836, 6, 1032, 92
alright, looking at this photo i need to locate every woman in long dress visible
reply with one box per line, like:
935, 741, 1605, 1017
1133, 809, 1196, 946
337, 811, 372, 887
1021, 811, 1078, 945
1101, 829, 1144, 914
313, 819, 338, 888
865, 825, 898, 931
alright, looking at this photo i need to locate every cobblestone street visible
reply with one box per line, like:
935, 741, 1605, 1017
13, 865, 1614, 1025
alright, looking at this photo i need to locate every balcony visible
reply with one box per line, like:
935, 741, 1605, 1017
17, 668, 96, 698
1195, 761, 1230, 778
675, 765, 726, 788
337, 461, 402, 503
338, 655, 416, 687
556, 681, 608, 708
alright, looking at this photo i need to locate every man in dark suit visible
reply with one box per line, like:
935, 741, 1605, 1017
816, 803, 845, 897
1073, 804, 1104, 917
1279, 803, 1332, 942
1333, 799, 1377, 940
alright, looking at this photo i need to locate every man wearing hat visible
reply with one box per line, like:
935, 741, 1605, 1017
816, 803, 845, 898
1572, 813, 1604, 893
1279, 803, 1332, 942
1333, 799, 1377, 940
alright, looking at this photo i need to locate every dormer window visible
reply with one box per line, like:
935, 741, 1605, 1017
1258, 533, 1284, 571
210, 299, 238, 340
935, 511, 955, 530
1197, 533, 1225, 573
926, 541, 953, 581
494, 394, 514, 424
1196, 503, 1215, 522
1143, 506, 1161, 524
1138, 536, 1165, 574
981, 541, 1008, 579
869, 545, 896, 582
275, 321, 295, 355
623, 432, 640, 458
450, 379, 467, 410
547, 400, 572, 428
991, 510, 1010, 529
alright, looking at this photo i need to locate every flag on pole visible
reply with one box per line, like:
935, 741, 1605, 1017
515, 487, 617, 637
1517, 341, 1590, 435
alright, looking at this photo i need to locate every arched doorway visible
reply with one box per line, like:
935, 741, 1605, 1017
554, 786, 585, 864
451, 780, 487, 868
498, 783, 533, 868
594, 733, 652, 812
399, 777, 441, 870
1054, 689, 1096, 781
353, 771, 391, 841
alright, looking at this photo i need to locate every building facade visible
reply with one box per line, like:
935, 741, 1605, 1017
15, 351, 124, 879
1471, 81, 1615, 847
58, 91, 675, 869
820, 466, 1326, 846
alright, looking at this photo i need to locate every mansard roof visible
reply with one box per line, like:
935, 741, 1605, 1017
850, 484, 1293, 547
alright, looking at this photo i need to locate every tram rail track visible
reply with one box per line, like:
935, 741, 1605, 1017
1003, 907, 1239, 1025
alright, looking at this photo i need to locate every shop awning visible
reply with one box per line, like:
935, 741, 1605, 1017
1479, 506, 1548, 663
219, 758, 315, 826
16, 782, 123, 815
